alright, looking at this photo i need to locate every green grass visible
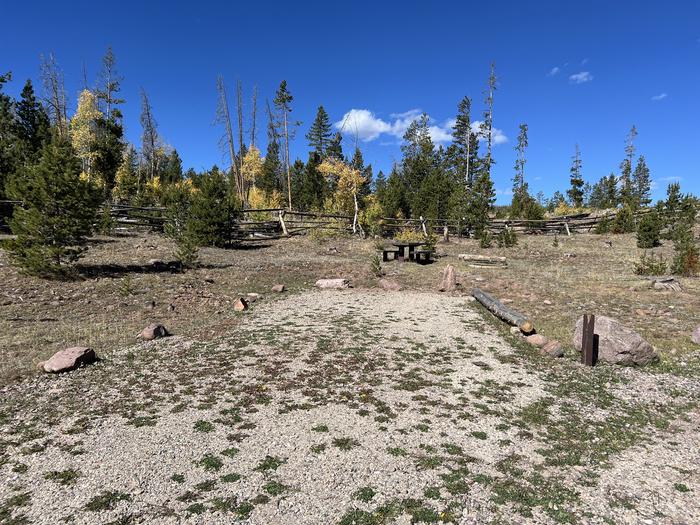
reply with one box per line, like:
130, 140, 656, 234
254, 455, 285, 472
333, 437, 360, 451
85, 491, 132, 512
221, 473, 242, 483
43, 469, 80, 486
194, 420, 215, 433
353, 486, 376, 503
197, 454, 223, 472
264, 480, 288, 496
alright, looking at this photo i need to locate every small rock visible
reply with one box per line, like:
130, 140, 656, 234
271, 284, 285, 293
692, 326, 700, 345
438, 265, 457, 292
525, 333, 549, 347
140, 323, 169, 340
541, 340, 564, 358
167, 304, 176, 312
378, 279, 402, 291
543, 300, 552, 306
42, 347, 96, 373
315, 279, 350, 289
233, 297, 249, 311
246, 293, 261, 303
144, 300, 156, 311
204, 276, 215, 284
509, 326, 522, 336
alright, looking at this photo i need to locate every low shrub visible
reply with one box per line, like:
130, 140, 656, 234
634, 252, 667, 276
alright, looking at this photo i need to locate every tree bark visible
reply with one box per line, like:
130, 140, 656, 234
472, 287, 534, 334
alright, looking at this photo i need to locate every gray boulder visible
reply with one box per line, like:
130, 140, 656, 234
315, 278, 350, 289
692, 326, 700, 345
573, 315, 658, 366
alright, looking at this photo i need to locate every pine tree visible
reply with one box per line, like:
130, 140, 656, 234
14, 79, 50, 160
633, 155, 651, 207
381, 165, 409, 218
161, 149, 183, 185
95, 47, 125, 121
327, 132, 344, 161
619, 125, 637, 207
465, 170, 495, 237
140, 89, 160, 183
273, 80, 294, 209
5, 135, 101, 276
306, 105, 332, 156
510, 123, 529, 218
481, 62, 497, 177
567, 144, 584, 207
92, 115, 125, 199
188, 166, 237, 247
298, 153, 326, 211
0, 72, 16, 198
452, 96, 474, 186
350, 147, 372, 203
112, 146, 139, 203
401, 114, 436, 214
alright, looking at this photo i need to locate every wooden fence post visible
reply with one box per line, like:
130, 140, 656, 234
278, 210, 289, 236
581, 314, 598, 366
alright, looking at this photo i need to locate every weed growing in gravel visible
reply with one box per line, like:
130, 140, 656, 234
353, 486, 376, 503
186, 503, 206, 514
170, 474, 185, 484
388, 446, 408, 457
194, 480, 217, 492
193, 420, 215, 432
674, 483, 690, 493
264, 480, 288, 496
221, 447, 239, 457
197, 454, 223, 471
423, 486, 441, 500
85, 491, 132, 511
311, 424, 329, 432
254, 455, 285, 472
43, 469, 80, 486
332, 437, 360, 451
310, 444, 326, 454
471, 431, 488, 440
220, 473, 241, 483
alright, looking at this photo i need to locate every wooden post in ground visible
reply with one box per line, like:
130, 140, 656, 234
278, 210, 289, 236
581, 314, 597, 366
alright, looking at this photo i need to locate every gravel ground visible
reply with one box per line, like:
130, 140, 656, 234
1, 289, 698, 524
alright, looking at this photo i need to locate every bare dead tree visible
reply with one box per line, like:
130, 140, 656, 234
236, 79, 245, 166
96, 47, 125, 121
40, 53, 68, 137
250, 85, 258, 148
216, 75, 242, 202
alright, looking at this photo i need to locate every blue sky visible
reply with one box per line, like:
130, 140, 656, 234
2, 0, 699, 203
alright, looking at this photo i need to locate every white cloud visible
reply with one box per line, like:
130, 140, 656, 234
581, 58, 589, 65
335, 109, 508, 146
547, 66, 560, 76
651, 93, 668, 101
569, 71, 593, 84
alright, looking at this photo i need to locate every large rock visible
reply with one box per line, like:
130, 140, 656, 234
541, 340, 564, 358
41, 347, 96, 373
573, 315, 658, 366
438, 265, 457, 292
692, 326, 700, 345
525, 333, 549, 348
378, 279, 402, 291
315, 278, 350, 289
140, 323, 169, 340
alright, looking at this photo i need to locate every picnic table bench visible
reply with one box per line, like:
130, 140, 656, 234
382, 241, 432, 263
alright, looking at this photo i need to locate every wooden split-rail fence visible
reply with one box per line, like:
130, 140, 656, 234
0, 200, 683, 239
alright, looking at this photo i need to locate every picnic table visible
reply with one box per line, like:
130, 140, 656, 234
391, 241, 424, 262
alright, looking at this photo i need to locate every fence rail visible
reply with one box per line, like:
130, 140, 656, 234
0, 200, 689, 239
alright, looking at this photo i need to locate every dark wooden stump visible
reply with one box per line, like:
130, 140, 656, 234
581, 314, 598, 366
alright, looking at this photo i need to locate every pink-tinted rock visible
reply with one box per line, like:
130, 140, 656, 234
541, 340, 564, 358
140, 323, 169, 340
525, 333, 549, 347
573, 315, 658, 366
42, 347, 96, 373
378, 279, 402, 291
271, 284, 285, 293
692, 326, 700, 345
233, 297, 249, 311
315, 278, 350, 289
438, 265, 457, 292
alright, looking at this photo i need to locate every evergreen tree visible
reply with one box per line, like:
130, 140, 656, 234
327, 132, 344, 161
0, 72, 16, 198
401, 114, 436, 214
619, 125, 637, 207
92, 115, 125, 198
306, 105, 332, 156
14, 79, 50, 160
633, 155, 651, 207
273, 80, 294, 209
161, 149, 183, 185
95, 47, 125, 121
589, 173, 618, 209
381, 165, 409, 218
465, 169, 495, 237
112, 145, 139, 203
188, 166, 237, 247
567, 144, 584, 207
259, 138, 282, 197
5, 135, 101, 276
298, 153, 326, 211
452, 96, 475, 187
510, 123, 530, 218
350, 147, 372, 203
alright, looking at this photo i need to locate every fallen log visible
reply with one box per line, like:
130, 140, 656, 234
472, 288, 535, 334
458, 254, 508, 268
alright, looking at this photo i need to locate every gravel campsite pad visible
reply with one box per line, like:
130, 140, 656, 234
1, 289, 699, 524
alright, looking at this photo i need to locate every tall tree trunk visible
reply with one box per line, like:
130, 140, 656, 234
250, 85, 257, 148
217, 76, 241, 202
283, 111, 291, 210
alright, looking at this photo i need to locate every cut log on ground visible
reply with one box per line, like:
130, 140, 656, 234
458, 254, 508, 268
471, 288, 535, 334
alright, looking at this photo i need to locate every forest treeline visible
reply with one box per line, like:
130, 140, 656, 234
0, 50, 697, 276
